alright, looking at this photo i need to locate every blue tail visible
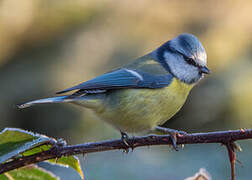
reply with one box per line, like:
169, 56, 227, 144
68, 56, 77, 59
17, 96, 71, 109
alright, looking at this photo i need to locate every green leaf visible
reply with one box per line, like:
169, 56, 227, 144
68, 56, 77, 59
0, 128, 83, 179
47, 156, 84, 179
22, 144, 53, 156
0, 128, 56, 164
0, 165, 59, 180
0, 174, 9, 180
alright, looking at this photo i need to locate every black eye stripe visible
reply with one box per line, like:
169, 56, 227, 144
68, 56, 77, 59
185, 57, 198, 66
176, 51, 199, 67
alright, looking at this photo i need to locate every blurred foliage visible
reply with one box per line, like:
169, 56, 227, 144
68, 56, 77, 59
0, 0, 252, 179
0, 165, 59, 180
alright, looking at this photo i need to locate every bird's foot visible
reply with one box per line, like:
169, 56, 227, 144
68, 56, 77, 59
120, 131, 131, 153
155, 126, 187, 135
154, 126, 187, 151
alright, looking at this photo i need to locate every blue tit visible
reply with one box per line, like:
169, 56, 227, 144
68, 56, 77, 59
18, 33, 210, 145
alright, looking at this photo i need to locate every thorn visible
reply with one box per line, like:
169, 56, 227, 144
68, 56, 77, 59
181, 144, 185, 149
233, 142, 242, 152
240, 128, 245, 133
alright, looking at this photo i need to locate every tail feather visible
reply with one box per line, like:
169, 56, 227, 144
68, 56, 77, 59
17, 96, 71, 109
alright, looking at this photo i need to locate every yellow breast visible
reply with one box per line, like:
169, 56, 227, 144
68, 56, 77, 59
96, 78, 194, 133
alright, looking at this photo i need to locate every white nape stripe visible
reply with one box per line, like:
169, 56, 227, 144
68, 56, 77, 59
124, 68, 143, 81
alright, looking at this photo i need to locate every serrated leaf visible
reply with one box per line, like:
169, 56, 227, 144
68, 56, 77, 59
0, 165, 59, 180
47, 156, 84, 179
0, 128, 56, 164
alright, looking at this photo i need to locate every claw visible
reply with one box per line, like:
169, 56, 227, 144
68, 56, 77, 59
120, 131, 130, 150
154, 126, 187, 151
169, 132, 178, 151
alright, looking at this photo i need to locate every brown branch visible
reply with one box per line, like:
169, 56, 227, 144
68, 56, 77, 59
225, 142, 237, 180
1, 128, 252, 177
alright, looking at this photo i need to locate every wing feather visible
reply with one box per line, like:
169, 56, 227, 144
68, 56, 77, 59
56, 55, 174, 94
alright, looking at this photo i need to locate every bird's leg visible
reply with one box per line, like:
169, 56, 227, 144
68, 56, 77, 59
154, 126, 187, 151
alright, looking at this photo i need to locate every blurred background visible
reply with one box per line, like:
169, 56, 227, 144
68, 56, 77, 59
1, 0, 252, 179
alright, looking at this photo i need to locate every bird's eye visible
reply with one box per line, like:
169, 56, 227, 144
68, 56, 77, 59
176, 51, 198, 67
185, 57, 197, 66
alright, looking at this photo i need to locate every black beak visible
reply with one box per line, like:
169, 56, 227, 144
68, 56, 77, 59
200, 66, 211, 74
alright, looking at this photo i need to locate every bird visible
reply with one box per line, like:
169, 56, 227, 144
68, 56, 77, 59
18, 33, 210, 149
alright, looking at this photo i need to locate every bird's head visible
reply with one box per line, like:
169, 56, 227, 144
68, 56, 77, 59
156, 33, 210, 84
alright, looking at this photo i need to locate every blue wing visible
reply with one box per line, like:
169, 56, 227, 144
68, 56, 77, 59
56, 68, 173, 94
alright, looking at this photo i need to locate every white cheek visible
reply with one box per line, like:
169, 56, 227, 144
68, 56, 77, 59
164, 52, 200, 83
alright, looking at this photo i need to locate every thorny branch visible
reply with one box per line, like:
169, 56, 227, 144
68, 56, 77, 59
1, 128, 252, 179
